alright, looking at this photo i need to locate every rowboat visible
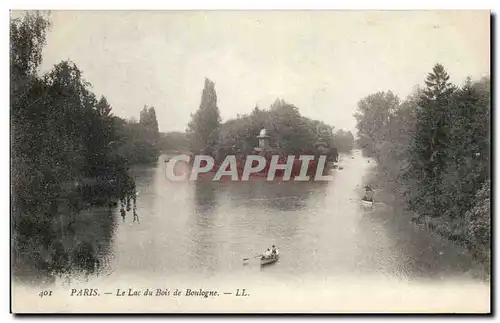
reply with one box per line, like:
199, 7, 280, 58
328, 162, 337, 168
261, 251, 280, 266
361, 199, 374, 206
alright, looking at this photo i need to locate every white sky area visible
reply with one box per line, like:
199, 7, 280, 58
28, 10, 490, 133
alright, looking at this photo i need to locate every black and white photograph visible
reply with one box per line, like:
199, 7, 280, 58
10, 10, 491, 313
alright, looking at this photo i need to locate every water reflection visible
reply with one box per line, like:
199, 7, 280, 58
362, 196, 489, 281
13, 206, 118, 286
178, 178, 332, 277
215, 180, 329, 212
193, 180, 219, 216
13, 153, 488, 286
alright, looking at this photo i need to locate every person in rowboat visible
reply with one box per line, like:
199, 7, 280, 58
271, 245, 278, 256
263, 248, 272, 258
363, 185, 374, 202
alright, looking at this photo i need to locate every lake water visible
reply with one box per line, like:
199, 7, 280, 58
12, 150, 490, 313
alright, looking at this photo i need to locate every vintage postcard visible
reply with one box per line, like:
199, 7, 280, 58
10, 10, 491, 313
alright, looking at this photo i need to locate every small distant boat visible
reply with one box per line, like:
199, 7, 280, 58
261, 250, 280, 266
361, 199, 374, 206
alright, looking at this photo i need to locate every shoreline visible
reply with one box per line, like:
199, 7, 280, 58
365, 162, 490, 279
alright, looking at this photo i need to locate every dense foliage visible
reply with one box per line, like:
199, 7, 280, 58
11, 13, 159, 280
159, 131, 190, 152
114, 106, 161, 164
354, 63, 490, 263
186, 82, 351, 160
333, 129, 355, 154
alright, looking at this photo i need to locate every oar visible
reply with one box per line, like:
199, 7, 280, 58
243, 255, 262, 261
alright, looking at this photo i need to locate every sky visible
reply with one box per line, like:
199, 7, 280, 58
30, 10, 490, 133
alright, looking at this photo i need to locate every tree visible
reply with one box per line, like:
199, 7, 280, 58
10, 11, 51, 79
159, 131, 189, 151
406, 64, 455, 216
187, 78, 222, 153
11, 12, 137, 279
416, 64, 455, 173
140, 105, 159, 136
113, 106, 161, 165
266, 99, 314, 152
333, 129, 354, 153
11, 12, 51, 200
217, 98, 339, 160
354, 91, 400, 156
96, 96, 112, 117
438, 76, 490, 220
464, 180, 490, 265
352, 63, 490, 263
148, 106, 159, 134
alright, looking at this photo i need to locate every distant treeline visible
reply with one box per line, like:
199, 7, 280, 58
159, 132, 190, 152
355, 64, 490, 264
161, 78, 354, 158
116, 106, 161, 164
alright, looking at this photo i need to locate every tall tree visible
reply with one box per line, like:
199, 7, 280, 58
139, 105, 160, 140
148, 106, 159, 135
11, 12, 52, 214
140, 105, 149, 124
10, 11, 51, 79
354, 91, 400, 157
407, 64, 455, 216
187, 78, 222, 153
